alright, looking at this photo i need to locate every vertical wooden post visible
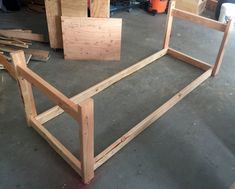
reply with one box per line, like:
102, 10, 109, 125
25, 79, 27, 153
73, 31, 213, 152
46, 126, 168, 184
163, 1, 175, 49
11, 50, 37, 126
212, 19, 234, 76
79, 98, 94, 184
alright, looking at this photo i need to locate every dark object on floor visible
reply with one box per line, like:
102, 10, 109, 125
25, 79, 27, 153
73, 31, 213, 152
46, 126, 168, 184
215, 0, 235, 20
110, 0, 141, 14
3, 0, 20, 11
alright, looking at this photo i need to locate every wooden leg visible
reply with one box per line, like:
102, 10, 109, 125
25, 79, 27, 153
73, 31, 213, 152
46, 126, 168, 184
212, 19, 234, 76
79, 98, 94, 184
11, 50, 37, 126
163, 1, 175, 49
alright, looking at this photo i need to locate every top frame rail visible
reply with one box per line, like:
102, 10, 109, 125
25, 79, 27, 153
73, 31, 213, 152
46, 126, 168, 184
171, 8, 227, 32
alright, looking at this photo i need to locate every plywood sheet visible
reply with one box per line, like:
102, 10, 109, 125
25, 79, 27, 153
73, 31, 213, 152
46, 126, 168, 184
61, 0, 87, 17
90, 0, 110, 18
61, 17, 122, 61
45, 0, 63, 49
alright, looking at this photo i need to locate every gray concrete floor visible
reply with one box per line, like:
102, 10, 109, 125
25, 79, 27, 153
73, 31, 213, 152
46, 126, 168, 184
0, 8, 235, 189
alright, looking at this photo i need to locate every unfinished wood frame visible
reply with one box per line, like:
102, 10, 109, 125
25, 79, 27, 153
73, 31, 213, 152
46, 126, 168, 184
2, 1, 233, 184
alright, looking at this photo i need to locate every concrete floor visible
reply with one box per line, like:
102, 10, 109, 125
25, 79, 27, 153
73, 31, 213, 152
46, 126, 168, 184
0, 8, 235, 189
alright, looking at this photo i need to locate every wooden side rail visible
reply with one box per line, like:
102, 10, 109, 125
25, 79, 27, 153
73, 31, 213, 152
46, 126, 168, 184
171, 8, 227, 32
167, 48, 212, 71
35, 48, 168, 124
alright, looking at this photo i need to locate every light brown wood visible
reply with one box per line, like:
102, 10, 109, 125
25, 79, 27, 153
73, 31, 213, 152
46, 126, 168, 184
35, 49, 167, 124
16, 65, 81, 122
90, 0, 110, 18
206, 0, 217, 12
0, 40, 28, 48
45, 0, 63, 48
11, 51, 37, 125
175, 0, 207, 14
24, 49, 50, 62
212, 19, 234, 76
0, 54, 16, 78
0, 30, 45, 42
163, 1, 175, 49
172, 8, 227, 32
61, 0, 87, 17
95, 68, 213, 169
61, 17, 122, 60
31, 118, 82, 175
79, 99, 95, 184
0, 46, 50, 62
167, 48, 212, 71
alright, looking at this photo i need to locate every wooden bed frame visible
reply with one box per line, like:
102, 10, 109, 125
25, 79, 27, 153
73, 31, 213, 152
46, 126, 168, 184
0, 1, 233, 184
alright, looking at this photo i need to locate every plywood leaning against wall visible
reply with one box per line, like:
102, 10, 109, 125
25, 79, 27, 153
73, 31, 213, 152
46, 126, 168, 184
45, 0, 63, 49
90, 0, 110, 18
61, 17, 122, 61
61, 0, 87, 17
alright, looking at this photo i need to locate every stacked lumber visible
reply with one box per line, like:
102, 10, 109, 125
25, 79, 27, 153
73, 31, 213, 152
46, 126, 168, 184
45, 0, 122, 61
0, 29, 50, 71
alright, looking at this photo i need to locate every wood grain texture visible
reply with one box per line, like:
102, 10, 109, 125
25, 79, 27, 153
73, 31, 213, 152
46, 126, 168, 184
61, 17, 122, 60
35, 49, 167, 124
79, 99, 95, 184
90, 0, 110, 18
172, 8, 227, 32
167, 48, 212, 71
61, 0, 87, 17
0, 30, 45, 42
11, 51, 37, 125
45, 0, 63, 48
212, 19, 234, 76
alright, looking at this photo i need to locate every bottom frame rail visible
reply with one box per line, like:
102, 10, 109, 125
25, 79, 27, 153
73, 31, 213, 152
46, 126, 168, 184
94, 68, 212, 169
30, 118, 82, 176
167, 48, 212, 71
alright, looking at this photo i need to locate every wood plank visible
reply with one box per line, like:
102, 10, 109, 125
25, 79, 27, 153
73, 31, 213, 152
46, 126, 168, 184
79, 99, 95, 184
0, 54, 16, 78
35, 49, 167, 124
11, 51, 37, 125
0, 40, 28, 48
0, 46, 50, 62
61, 0, 87, 17
16, 65, 82, 122
163, 1, 175, 49
45, 0, 63, 48
0, 30, 45, 42
24, 49, 50, 62
167, 48, 212, 71
90, 0, 110, 18
31, 118, 82, 175
95, 68, 213, 169
212, 19, 234, 76
61, 17, 122, 60
172, 8, 227, 32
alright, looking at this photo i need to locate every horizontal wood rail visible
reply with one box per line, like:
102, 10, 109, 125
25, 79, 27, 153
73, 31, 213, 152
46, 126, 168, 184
94, 68, 212, 169
17, 66, 82, 123
31, 118, 82, 175
172, 8, 227, 32
167, 48, 212, 71
35, 48, 168, 124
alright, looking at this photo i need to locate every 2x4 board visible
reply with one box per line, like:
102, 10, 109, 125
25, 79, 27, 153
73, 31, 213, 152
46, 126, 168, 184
61, 17, 122, 60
